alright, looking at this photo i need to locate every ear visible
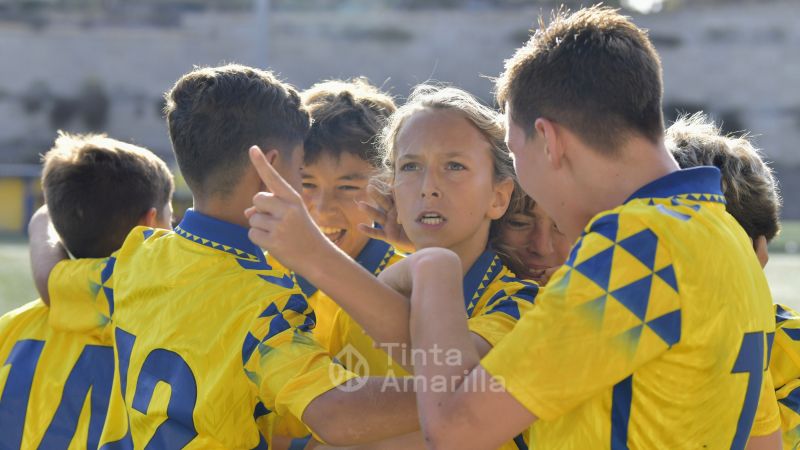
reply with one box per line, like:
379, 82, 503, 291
265, 148, 280, 165
753, 235, 769, 268
534, 118, 564, 170
138, 207, 159, 228
255, 149, 281, 191
487, 177, 515, 220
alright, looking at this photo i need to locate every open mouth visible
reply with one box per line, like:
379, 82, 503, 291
319, 226, 346, 244
416, 212, 447, 226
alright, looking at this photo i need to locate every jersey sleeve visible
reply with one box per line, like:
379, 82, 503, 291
242, 290, 358, 434
467, 280, 538, 348
776, 377, 800, 449
48, 256, 116, 336
750, 370, 781, 436
481, 212, 682, 420
771, 304, 800, 389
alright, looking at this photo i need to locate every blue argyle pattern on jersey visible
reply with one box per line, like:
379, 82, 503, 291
550, 212, 682, 361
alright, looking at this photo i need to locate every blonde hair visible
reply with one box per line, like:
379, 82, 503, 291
378, 84, 524, 267
666, 113, 782, 241
379, 84, 514, 182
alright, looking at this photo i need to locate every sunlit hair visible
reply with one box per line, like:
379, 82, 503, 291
377, 83, 524, 270
42, 131, 174, 258
496, 5, 664, 154
302, 77, 396, 167
666, 113, 781, 241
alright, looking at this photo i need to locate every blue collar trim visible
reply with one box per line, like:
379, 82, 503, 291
626, 166, 723, 202
462, 249, 502, 313
174, 209, 264, 263
297, 239, 395, 298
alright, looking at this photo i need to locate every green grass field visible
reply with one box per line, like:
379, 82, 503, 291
2, 226, 799, 315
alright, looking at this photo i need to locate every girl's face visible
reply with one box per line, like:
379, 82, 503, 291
301, 152, 375, 259
499, 202, 572, 279
393, 108, 512, 258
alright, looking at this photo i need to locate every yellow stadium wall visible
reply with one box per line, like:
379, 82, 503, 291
0, 177, 43, 235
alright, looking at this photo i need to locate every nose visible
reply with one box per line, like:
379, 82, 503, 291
420, 169, 441, 198
528, 225, 554, 256
310, 189, 337, 217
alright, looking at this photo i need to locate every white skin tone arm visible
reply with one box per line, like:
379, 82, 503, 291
246, 148, 491, 372
28, 205, 68, 306
313, 249, 532, 450
406, 248, 536, 449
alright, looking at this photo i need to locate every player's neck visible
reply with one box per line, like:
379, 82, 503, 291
575, 137, 679, 225
192, 193, 251, 229
445, 224, 492, 277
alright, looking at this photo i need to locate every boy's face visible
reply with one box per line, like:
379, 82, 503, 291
393, 109, 507, 253
300, 152, 375, 259
504, 105, 570, 239
499, 202, 572, 279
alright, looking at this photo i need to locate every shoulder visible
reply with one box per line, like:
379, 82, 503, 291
0, 299, 49, 344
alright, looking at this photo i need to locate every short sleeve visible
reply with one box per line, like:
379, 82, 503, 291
48, 256, 116, 336
776, 378, 800, 449
771, 304, 800, 388
242, 291, 358, 433
481, 212, 682, 420
468, 280, 538, 348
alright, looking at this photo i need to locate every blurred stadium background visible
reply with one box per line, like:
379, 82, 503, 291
0, 0, 797, 313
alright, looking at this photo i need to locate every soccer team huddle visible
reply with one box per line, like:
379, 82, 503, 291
2, 5, 797, 450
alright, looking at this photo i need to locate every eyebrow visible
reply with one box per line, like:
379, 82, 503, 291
398, 150, 469, 160
338, 173, 370, 181
300, 172, 370, 181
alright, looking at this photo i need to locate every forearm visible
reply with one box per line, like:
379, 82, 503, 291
303, 378, 418, 446
408, 251, 536, 449
409, 251, 480, 410
302, 245, 413, 358
28, 206, 68, 306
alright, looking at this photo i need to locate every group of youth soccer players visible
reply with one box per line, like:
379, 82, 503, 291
0, 5, 797, 450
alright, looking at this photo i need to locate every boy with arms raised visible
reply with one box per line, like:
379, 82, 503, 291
1, 132, 173, 448
385, 7, 777, 449
31, 65, 418, 448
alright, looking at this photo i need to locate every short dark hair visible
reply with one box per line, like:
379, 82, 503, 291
496, 5, 665, 153
164, 64, 310, 196
667, 113, 782, 241
301, 78, 396, 167
42, 132, 174, 258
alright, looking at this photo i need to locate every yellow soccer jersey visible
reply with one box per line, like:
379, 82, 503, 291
328, 250, 539, 379
770, 304, 800, 449
482, 167, 776, 449
293, 238, 403, 354
47, 209, 356, 449
0, 300, 113, 449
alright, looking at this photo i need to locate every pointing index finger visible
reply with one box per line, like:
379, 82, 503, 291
249, 146, 293, 197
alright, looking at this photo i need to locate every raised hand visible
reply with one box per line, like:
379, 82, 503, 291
357, 184, 415, 253
245, 146, 332, 273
